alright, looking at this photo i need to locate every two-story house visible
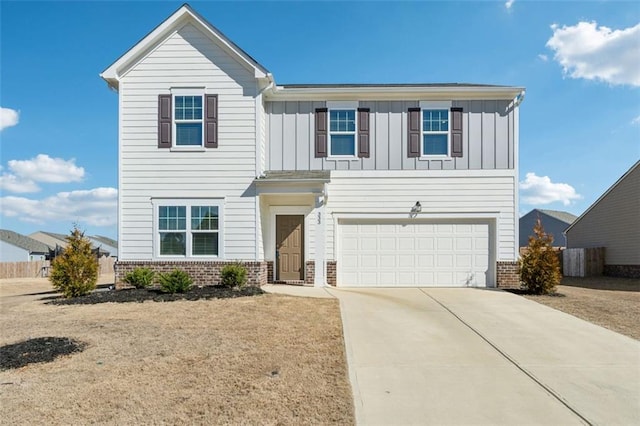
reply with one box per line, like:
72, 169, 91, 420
101, 4, 523, 289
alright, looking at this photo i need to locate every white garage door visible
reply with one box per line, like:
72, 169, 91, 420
338, 220, 490, 287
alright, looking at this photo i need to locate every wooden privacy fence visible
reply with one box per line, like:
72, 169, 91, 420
0, 257, 115, 279
563, 248, 605, 277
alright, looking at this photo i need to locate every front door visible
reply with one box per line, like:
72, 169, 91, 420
276, 215, 304, 280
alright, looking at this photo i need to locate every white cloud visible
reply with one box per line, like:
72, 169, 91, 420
537, 54, 549, 62
1, 107, 19, 131
8, 154, 85, 183
0, 174, 39, 193
1, 187, 117, 226
546, 21, 640, 86
505, 0, 515, 10
519, 172, 582, 206
631, 115, 640, 125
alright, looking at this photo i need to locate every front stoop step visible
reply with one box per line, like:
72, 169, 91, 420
272, 280, 308, 286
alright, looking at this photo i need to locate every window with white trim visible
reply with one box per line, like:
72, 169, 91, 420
329, 109, 356, 156
155, 200, 223, 258
174, 95, 203, 146
422, 109, 449, 156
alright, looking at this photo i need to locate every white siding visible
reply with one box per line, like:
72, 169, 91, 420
118, 23, 258, 261
325, 171, 517, 262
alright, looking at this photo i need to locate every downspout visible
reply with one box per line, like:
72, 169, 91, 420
254, 74, 275, 263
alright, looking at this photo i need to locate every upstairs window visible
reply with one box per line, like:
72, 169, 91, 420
329, 109, 356, 156
174, 95, 203, 146
158, 92, 217, 149
422, 109, 449, 156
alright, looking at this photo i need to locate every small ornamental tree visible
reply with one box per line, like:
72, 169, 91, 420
519, 218, 561, 294
49, 226, 99, 298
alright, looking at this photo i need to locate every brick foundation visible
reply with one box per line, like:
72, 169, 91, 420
115, 260, 267, 289
496, 261, 520, 289
604, 264, 640, 279
265, 260, 337, 286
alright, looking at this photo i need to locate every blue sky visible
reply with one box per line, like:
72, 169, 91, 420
1, 0, 638, 241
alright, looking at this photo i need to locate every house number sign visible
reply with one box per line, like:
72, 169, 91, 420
317, 211, 322, 225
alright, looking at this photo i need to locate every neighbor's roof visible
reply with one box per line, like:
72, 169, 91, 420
565, 160, 640, 234
0, 230, 50, 253
535, 209, 578, 225
91, 235, 118, 248
100, 3, 270, 90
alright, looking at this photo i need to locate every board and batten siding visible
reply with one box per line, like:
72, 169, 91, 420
566, 164, 640, 265
324, 171, 518, 261
118, 23, 259, 261
266, 100, 515, 171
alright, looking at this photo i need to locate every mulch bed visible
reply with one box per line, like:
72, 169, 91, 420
47, 285, 265, 305
0, 337, 87, 371
504, 288, 566, 297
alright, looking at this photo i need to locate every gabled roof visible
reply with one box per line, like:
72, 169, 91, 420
565, 160, 640, 234
91, 235, 118, 248
100, 3, 270, 90
533, 209, 577, 225
0, 230, 50, 254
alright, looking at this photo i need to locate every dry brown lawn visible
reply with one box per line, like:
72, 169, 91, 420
0, 275, 354, 425
523, 276, 640, 340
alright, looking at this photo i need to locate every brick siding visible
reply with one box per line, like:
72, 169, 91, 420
496, 261, 520, 289
115, 260, 267, 290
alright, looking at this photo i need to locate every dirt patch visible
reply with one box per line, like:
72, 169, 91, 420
0, 278, 354, 425
0, 337, 87, 371
48, 285, 264, 305
521, 276, 640, 340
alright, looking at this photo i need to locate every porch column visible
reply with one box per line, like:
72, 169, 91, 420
314, 195, 327, 287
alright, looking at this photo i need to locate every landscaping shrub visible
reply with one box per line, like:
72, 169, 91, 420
220, 262, 248, 288
49, 226, 98, 298
123, 267, 155, 289
519, 218, 561, 294
158, 269, 192, 293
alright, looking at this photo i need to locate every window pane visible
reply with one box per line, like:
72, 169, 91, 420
175, 96, 203, 120
191, 206, 218, 230
331, 134, 355, 155
423, 134, 448, 155
330, 109, 356, 132
159, 206, 186, 230
192, 232, 218, 256
160, 232, 186, 255
176, 123, 203, 146
423, 109, 448, 132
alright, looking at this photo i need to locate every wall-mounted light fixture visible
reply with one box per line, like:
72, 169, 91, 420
410, 201, 422, 218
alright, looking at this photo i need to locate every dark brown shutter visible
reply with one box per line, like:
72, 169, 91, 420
158, 94, 172, 148
407, 107, 421, 157
450, 107, 463, 157
205, 94, 218, 148
315, 108, 328, 158
357, 108, 370, 158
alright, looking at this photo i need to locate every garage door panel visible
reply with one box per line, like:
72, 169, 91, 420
339, 220, 491, 287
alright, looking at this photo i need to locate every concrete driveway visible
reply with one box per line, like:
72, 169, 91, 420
327, 288, 640, 426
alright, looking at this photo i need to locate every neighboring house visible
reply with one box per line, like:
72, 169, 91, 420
566, 161, 640, 278
29, 231, 69, 251
30, 231, 110, 257
88, 235, 118, 258
101, 4, 524, 288
0, 230, 51, 262
519, 209, 577, 248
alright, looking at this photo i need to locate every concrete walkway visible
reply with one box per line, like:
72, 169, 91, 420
264, 285, 640, 425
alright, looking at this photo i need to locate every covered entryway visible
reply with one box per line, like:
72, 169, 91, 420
276, 215, 304, 280
338, 220, 492, 287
